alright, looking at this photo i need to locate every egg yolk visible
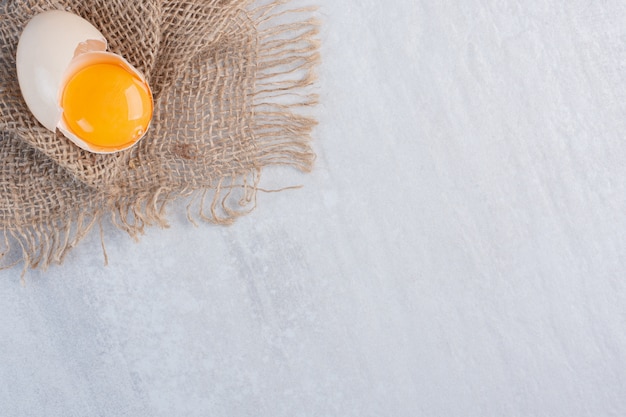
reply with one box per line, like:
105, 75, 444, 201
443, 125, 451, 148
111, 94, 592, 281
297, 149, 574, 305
61, 62, 152, 149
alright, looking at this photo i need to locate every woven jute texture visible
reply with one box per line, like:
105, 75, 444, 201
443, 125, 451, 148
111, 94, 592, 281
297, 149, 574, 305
0, 0, 319, 271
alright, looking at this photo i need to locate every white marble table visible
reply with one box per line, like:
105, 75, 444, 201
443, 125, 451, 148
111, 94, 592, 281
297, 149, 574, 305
2, 1, 626, 416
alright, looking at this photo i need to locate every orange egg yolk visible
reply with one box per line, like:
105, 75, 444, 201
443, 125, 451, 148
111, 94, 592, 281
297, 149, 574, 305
61, 62, 152, 149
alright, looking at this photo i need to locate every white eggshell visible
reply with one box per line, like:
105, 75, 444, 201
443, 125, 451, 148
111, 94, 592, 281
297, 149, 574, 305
16, 10, 107, 131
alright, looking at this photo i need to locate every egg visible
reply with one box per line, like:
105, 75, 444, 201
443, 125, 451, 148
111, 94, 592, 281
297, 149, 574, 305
16, 10, 153, 153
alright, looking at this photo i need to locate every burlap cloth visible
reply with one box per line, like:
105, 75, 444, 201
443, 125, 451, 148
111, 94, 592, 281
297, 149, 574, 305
0, 0, 318, 270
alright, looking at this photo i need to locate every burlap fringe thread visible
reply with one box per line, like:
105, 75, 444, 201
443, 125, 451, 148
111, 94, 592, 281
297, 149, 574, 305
1, 0, 319, 274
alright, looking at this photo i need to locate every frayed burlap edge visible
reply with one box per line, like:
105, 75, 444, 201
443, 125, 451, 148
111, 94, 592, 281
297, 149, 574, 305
2, 1, 319, 276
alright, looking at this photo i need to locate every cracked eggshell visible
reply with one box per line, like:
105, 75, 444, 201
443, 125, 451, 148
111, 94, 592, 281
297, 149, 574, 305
55, 50, 152, 153
16, 10, 107, 132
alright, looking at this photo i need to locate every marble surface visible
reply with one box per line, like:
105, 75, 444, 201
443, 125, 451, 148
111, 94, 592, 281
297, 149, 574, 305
2, 1, 626, 416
